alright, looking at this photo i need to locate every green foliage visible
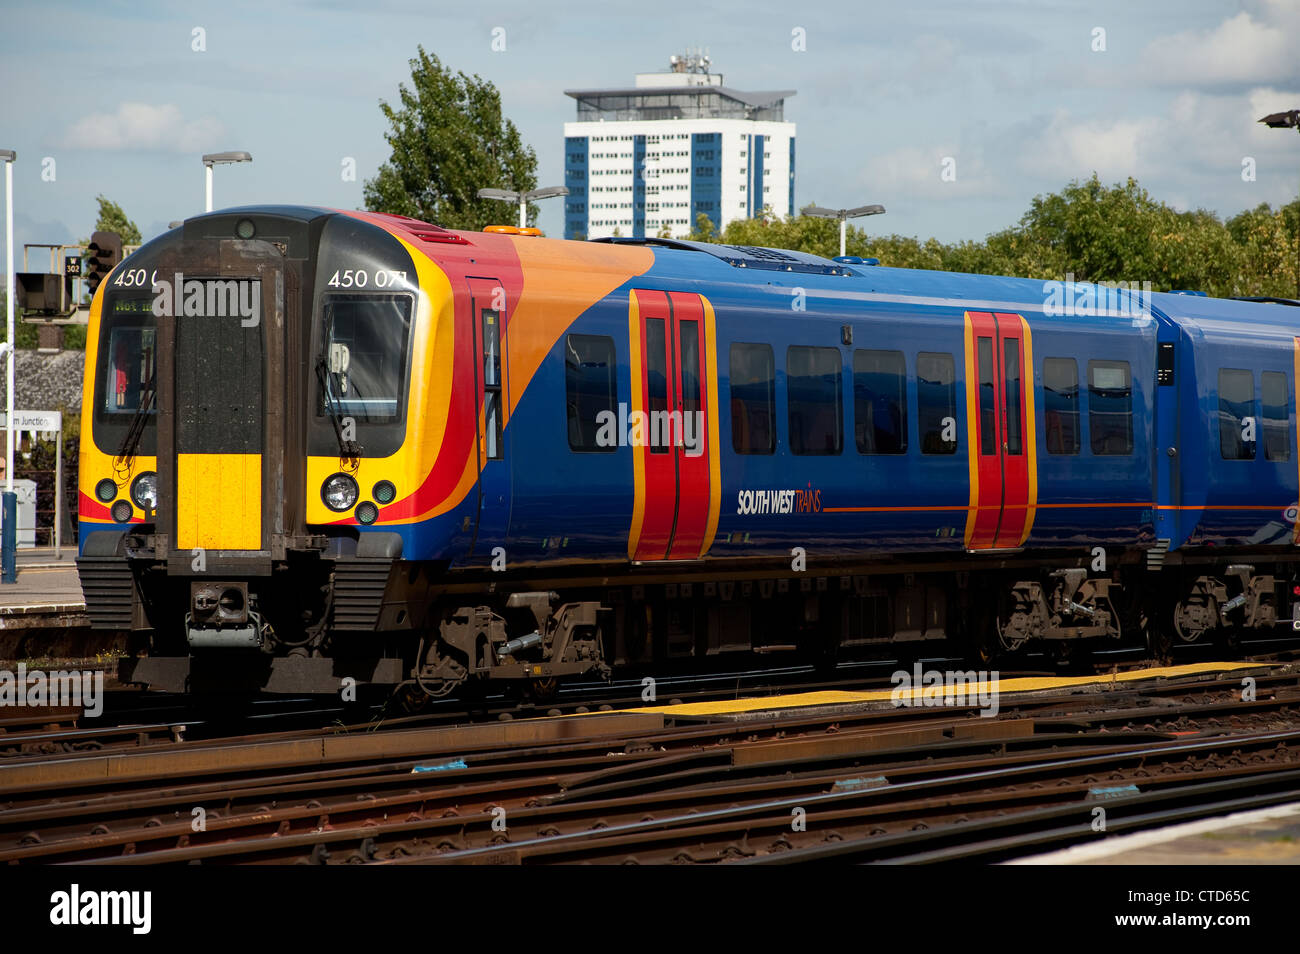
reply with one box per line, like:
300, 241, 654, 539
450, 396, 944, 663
697, 175, 1300, 298
92, 195, 141, 245
0, 289, 39, 349
363, 46, 538, 231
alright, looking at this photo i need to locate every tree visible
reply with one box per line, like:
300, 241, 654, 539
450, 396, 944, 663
0, 288, 38, 348
93, 195, 141, 245
1227, 199, 1300, 298
364, 47, 538, 231
684, 175, 1298, 298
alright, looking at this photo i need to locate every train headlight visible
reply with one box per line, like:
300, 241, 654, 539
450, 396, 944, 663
95, 478, 117, 503
130, 472, 158, 511
322, 473, 359, 511
110, 500, 133, 523
356, 501, 379, 525
373, 480, 396, 504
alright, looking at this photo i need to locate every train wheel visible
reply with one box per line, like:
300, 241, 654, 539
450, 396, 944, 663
1146, 625, 1173, 666
1214, 626, 1243, 656
527, 677, 559, 705
393, 683, 432, 715
1049, 640, 1086, 673
966, 602, 1000, 667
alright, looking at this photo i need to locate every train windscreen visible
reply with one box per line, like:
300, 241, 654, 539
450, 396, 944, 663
319, 294, 413, 425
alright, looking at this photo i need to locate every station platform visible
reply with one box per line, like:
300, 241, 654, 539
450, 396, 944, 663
0, 548, 86, 635
617, 661, 1271, 719
1012, 802, 1300, 864
0, 548, 83, 616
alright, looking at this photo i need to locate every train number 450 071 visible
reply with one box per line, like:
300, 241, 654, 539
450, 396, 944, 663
326, 269, 408, 289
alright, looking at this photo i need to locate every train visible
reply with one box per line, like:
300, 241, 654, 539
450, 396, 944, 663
74, 204, 1300, 698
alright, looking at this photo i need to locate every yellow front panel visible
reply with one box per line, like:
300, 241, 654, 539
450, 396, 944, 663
176, 454, 262, 550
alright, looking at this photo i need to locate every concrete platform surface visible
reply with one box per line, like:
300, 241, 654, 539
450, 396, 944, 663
0, 547, 84, 609
1011, 802, 1300, 864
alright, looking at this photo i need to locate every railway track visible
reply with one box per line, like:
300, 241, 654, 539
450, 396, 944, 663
0, 661, 1296, 864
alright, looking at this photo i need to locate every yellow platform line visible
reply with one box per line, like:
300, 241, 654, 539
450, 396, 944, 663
616, 661, 1270, 718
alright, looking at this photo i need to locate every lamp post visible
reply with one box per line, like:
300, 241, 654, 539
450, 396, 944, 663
1258, 110, 1300, 298
477, 186, 569, 230
1, 148, 14, 583
804, 203, 886, 258
202, 151, 252, 213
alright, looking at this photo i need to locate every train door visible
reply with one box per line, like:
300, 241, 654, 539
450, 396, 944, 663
466, 276, 511, 557
964, 310, 1036, 550
154, 240, 287, 573
628, 289, 720, 561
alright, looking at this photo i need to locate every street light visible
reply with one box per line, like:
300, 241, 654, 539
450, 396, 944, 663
202, 151, 252, 213
478, 186, 569, 230
804, 203, 886, 258
1258, 109, 1300, 298
1, 148, 14, 584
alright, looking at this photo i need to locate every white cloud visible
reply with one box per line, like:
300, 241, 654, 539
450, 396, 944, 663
59, 103, 226, 153
1010, 83, 1300, 215
857, 144, 998, 201
1139, 3, 1300, 89
1017, 110, 1149, 182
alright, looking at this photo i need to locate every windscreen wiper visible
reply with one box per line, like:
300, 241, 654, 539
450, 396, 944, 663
316, 356, 362, 461
114, 375, 155, 468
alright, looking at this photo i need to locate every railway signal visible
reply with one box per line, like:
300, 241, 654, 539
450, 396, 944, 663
86, 230, 122, 298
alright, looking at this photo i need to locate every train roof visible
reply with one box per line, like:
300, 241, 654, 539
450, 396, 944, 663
152, 206, 1300, 335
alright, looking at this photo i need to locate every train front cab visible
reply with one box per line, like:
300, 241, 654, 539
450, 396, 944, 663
77, 209, 426, 694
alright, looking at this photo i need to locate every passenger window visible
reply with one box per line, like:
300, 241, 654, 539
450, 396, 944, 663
1043, 358, 1080, 454
787, 345, 842, 455
916, 352, 957, 454
1088, 359, 1133, 455
564, 334, 617, 452
1263, 371, 1290, 462
730, 342, 775, 454
645, 319, 669, 455
482, 310, 502, 460
977, 338, 996, 456
1219, 368, 1256, 461
1003, 339, 1022, 455
853, 349, 907, 454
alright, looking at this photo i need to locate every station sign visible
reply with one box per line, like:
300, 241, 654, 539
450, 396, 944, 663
0, 409, 63, 432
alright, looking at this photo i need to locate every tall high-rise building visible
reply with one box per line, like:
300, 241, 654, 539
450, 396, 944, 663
563, 51, 795, 240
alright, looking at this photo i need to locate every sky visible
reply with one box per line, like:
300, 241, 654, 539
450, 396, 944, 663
0, 0, 1297, 259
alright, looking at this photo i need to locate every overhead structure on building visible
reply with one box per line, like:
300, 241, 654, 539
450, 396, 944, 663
563, 51, 796, 240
